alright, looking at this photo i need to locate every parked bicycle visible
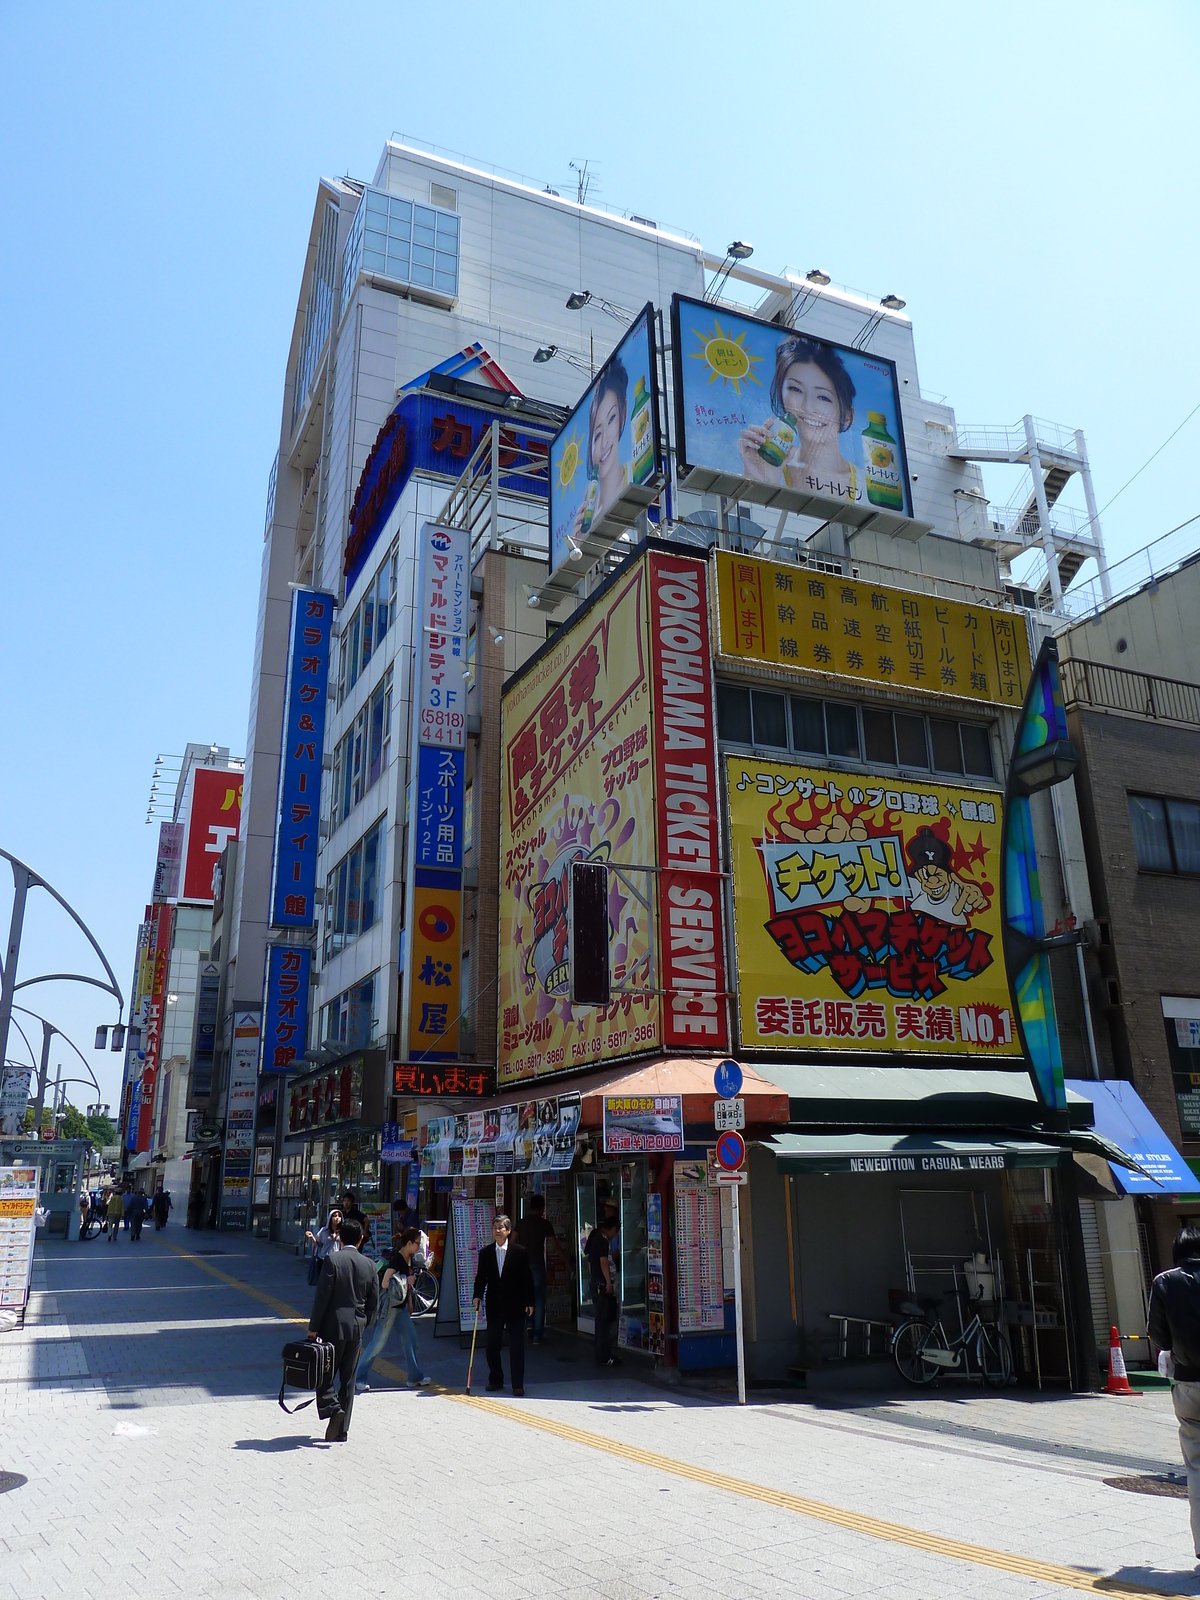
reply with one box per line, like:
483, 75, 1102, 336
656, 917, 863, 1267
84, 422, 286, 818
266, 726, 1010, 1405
893, 1289, 1013, 1386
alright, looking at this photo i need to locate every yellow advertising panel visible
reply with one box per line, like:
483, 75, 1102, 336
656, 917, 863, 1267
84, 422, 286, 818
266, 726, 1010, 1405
726, 755, 1020, 1057
714, 550, 1030, 708
499, 559, 659, 1085
407, 879, 462, 1059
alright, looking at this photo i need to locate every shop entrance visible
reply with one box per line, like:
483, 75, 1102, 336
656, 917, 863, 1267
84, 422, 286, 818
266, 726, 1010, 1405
574, 1162, 649, 1341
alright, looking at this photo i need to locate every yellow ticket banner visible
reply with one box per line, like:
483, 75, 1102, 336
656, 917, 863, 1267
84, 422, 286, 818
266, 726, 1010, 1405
726, 755, 1021, 1057
714, 549, 1030, 707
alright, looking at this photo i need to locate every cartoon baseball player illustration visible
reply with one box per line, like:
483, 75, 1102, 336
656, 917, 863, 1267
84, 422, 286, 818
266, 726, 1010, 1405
904, 827, 986, 927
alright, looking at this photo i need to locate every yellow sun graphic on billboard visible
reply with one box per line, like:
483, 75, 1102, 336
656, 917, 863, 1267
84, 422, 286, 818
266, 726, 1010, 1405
689, 319, 763, 395
557, 425, 584, 490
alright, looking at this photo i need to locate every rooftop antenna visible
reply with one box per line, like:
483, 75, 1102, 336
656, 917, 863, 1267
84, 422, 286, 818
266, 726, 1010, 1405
570, 160, 593, 207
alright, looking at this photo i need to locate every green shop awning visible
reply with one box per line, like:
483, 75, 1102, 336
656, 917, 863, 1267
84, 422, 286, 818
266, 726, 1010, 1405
757, 1063, 1097, 1131
762, 1131, 1062, 1177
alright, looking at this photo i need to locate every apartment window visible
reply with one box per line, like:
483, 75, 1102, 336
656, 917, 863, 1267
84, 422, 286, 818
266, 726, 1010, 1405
321, 972, 378, 1049
343, 188, 460, 302
1129, 795, 1200, 875
339, 545, 398, 706
324, 815, 386, 961
291, 200, 341, 434
331, 666, 392, 827
717, 685, 994, 780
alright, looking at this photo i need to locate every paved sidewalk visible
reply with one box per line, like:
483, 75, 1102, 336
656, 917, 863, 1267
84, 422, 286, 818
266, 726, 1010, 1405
1, 1228, 1197, 1599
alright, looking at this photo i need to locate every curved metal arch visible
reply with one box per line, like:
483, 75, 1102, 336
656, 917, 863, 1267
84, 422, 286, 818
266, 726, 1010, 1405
0, 849, 124, 1012
13, 973, 123, 1000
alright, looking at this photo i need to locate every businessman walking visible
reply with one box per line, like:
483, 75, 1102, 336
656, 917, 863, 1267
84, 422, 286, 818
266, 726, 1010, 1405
472, 1213, 534, 1396
307, 1217, 379, 1442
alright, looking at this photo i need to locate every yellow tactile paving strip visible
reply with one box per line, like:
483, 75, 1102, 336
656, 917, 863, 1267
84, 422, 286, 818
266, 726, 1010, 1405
164, 1241, 1173, 1599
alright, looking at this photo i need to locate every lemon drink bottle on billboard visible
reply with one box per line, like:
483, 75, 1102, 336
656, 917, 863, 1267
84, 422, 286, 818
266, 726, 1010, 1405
862, 412, 904, 509
758, 414, 798, 469
580, 476, 599, 534
630, 377, 655, 486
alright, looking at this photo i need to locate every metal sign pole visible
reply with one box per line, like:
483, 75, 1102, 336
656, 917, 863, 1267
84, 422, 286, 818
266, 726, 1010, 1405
731, 1180, 746, 1406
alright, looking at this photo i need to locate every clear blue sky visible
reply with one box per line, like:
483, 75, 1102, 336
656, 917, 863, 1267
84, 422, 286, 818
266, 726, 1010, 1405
1, 2, 1196, 1111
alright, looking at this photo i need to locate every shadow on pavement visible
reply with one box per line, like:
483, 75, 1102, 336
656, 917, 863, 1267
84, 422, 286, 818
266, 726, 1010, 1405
1094, 1568, 1200, 1596
233, 1436, 323, 1452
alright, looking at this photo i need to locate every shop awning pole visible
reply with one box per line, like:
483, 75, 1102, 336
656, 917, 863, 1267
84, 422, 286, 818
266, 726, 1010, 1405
732, 1183, 746, 1407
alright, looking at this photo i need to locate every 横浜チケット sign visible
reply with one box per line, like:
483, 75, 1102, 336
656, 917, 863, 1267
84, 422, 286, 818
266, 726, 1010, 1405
726, 756, 1019, 1058
271, 590, 335, 928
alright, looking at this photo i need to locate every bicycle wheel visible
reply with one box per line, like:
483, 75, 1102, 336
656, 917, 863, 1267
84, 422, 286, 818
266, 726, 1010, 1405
410, 1269, 439, 1314
894, 1320, 939, 1385
979, 1325, 1013, 1387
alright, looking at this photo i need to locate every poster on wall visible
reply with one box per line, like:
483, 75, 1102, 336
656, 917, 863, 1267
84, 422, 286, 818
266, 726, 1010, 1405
0, 1166, 38, 1311
714, 550, 1031, 709
0, 1067, 32, 1138
602, 1095, 684, 1155
726, 756, 1019, 1057
548, 304, 662, 578
499, 558, 660, 1085
673, 1159, 724, 1333
672, 294, 916, 532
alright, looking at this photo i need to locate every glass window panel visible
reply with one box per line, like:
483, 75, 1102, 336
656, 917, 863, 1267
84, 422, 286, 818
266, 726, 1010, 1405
895, 713, 929, 768
413, 223, 436, 247
368, 686, 385, 788
960, 723, 994, 778
387, 212, 409, 238
348, 975, 375, 1048
716, 684, 751, 743
362, 246, 386, 273
751, 691, 788, 749
334, 859, 348, 937
825, 702, 860, 760
435, 268, 457, 294
346, 610, 361, 691
340, 732, 353, 822
363, 225, 387, 248
411, 262, 434, 287
1128, 795, 1173, 871
1167, 799, 1200, 874
412, 244, 435, 270
375, 570, 389, 640
365, 191, 387, 215
361, 595, 374, 670
437, 214, 460, 239
414, 205, 435, 229
352, 712, 365, 807
435, 250, 456, 277
862, 708, 896, 765
790, 697, 825, 755
930, 718, 964, 774
361, 821, 382, 932
346, 844, 363, 938
382, 681, 393, 770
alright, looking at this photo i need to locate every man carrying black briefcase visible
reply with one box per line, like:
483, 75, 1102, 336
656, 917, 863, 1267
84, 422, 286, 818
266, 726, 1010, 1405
307, 1216, 379, 1442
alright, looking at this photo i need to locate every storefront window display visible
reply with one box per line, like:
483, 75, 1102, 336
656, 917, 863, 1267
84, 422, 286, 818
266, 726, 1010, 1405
574, 1163, 651, 1350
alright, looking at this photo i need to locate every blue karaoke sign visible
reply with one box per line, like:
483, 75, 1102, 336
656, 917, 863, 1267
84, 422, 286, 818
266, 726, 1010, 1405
261, 944, 312, 1073
271, 589, 336, 927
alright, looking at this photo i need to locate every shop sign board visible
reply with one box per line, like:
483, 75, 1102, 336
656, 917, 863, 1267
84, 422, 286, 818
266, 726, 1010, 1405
713, 1098, 745, 1132
153, 820, 184, 901
548, 303, 663, 578
499, 558, 659, 1085
726, 756, 1019, 1058
261, 945, 311, 1073
415, 745, 465, 870
0, 1166, 38, 1311
421, 1097, 581, 1176
602, 1095, 684, 1155
406, 872, 462, 1061
271, 588, 335, 928
416, 522, 469, 750
392, 1061, 490, 1097
0, 1066, 32, 1138
713, 550, 1031, 709
286, 1056, 364, 1134
672, 294, 916, 531
182, 767, 243, 903
220, 1010, 260, 1229
648, 550, 729, 1051
137, 901, 174, 1152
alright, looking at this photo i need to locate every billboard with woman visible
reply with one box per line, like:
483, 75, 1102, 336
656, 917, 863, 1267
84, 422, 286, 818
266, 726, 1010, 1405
548, 304, 663, 577
671, 295, 914, 527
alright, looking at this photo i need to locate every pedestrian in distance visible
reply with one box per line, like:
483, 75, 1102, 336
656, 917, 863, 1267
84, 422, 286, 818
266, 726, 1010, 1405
472, 1214, 534, 1396
1149, 1224, 1200, 1560
584, 1215, 621, 1367
105, 1186, 124, 1242
78, 1191, 90, 1240
152, 1187, 172, 1230
358, 1229, 431, 1391
307, 1216, 378, 1443
517, 1194, 559, 1344
339, 1189, 370, 1247
127, 1189, 147, 1242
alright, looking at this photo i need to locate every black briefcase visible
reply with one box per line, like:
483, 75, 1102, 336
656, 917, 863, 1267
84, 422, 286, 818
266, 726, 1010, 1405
279, 1337, 335, 1413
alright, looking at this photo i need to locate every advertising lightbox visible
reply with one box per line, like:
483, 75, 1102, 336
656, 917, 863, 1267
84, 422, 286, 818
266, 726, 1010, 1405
182, 768, 242, 903
672, 295, 916, 533
726, 755, 1019, 1059
549, 304, 662, 577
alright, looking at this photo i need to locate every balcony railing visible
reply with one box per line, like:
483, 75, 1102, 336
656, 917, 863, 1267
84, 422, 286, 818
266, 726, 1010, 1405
1061, 657, 1200, 729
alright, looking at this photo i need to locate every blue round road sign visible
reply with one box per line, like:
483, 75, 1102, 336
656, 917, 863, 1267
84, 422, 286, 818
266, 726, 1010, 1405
715, 1130, 746, 1172
714, 1060, 743, 1100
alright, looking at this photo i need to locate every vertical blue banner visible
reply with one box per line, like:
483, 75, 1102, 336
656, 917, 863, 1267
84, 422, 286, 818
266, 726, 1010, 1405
415, 744, 465, 869
126, 1080, 142, 1151
261, 945, 312, 1072
272, 589, 336, 927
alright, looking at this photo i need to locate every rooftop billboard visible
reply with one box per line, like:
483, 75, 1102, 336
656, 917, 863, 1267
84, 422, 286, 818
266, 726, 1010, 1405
672, 295, 918, 535
548, 304, 663, 579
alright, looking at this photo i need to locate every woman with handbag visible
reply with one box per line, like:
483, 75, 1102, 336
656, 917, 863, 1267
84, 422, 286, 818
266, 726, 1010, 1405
357, 1229, 430, 1390
305, 1209, 343, 1286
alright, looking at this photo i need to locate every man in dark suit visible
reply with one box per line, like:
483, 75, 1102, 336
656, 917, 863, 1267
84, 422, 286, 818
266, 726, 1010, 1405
472, 1213, 535, 1396
308, 1216, 379, 1441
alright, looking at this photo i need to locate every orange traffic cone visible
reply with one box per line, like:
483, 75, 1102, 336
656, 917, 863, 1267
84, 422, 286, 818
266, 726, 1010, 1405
1106, 1327, 1142, 1396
